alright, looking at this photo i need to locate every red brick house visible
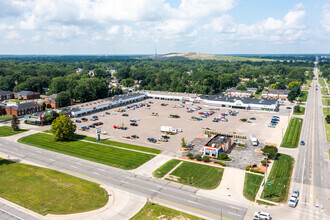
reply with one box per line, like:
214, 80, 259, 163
0, 90, 14, 101
44, 94, 59, 108
14, 91, 40, 100
0, 104, 6, 115
5, 102, 42, 116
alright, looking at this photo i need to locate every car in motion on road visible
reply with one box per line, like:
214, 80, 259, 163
292, 189, 299, 198
254, 211, 271, 220
300, 140, 305, 146
288, 196, 298, 207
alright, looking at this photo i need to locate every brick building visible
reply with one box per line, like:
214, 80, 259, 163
44, 94, 59, 108
14, 91, 40, 100
5, 102, 42, 116
0, 104, 6, 115
261, 89, 290, 100
203, 134, 233, 158
0, 90, 14, 101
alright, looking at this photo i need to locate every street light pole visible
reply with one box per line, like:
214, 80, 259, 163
264, 153, 269, 185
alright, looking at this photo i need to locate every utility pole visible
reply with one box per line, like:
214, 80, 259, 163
264, 153, 269, 185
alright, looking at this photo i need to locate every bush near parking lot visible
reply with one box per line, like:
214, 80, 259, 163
153, 159, 181, 178
202, 155, 210, 162
186, 153, 194, 159
280, 117, 303, 148
168, 161, 224, 189
18, 133, 155, 170
195, 154, 202, 161
261, 146, 278, 159
243, 173, 264, 201
214, 161, 226, 167
0, 158, 108, 215
261, 154, 294, 203
250, 169, 265, 174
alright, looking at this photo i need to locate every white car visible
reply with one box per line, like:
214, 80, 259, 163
292, 189, 299, 198
176, 128, 183, 132
134, 118, 140, 121
254, 211, 271, 220
99, 114, 104, 117
288, 196, 298, 207
112, 112, 117, 115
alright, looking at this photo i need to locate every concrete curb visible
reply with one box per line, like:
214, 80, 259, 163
0, 197, 45, 219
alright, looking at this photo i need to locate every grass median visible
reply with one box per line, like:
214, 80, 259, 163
322, 99, 330, 106
325, 121, 330, 142
0, 158, 108, 215
323, 107, 330, 116
153, 159, 181, 178
280, 117, 303, 148
166, 161, 224, 189
293, 106, 305, 115
0, 126, 28, 137
261, 154, 294, 203
18, 133, 155, 170
130, 202, 204, 220
298, 91, 308, 102
76, 134, 161, 154
243, 173, 264, 201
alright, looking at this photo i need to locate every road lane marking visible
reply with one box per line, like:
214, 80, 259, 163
228, 212, 241, 217
0, 208, 23, 220
156, 197, 232, 220
58, 169, 104, 185
70, 165, 78, 169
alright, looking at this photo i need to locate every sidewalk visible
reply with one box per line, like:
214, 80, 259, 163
1, 129, 40, 142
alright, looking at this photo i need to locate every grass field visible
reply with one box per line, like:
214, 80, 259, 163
322, 99, 330, 106
0, 115, 13, 121
0, 158, 108, 215
243, 173, 264, 201
325, 121, 330, 142
130, 202, 204, 220
318, 78, 326, 87
298, 91, 308, 102
18, 133, 155, 170
280, 117, 303, 148
321, 88, 328, 95
261, 154, 294, 203
153, 159, 181, 178
323, 108, 330, 116
76, 135, 161, 154
0, 126, 28, 137
167, 161, 224, 189
293, 106, 305, 115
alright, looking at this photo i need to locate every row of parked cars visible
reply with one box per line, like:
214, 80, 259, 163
268, 116, 279, 127
147, 135, 170, 143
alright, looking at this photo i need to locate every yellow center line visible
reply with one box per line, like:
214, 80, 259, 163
59, 169, 105, 185
155, 197, 232, 220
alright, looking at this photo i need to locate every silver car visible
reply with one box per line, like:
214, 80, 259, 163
288, 196, 298, 207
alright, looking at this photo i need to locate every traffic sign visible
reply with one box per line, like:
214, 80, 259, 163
266, 183, 272, 186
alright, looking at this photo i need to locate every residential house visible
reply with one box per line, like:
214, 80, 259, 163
5, 102, 42, 116
14, 91, 40, 100
0, 90, 14, 101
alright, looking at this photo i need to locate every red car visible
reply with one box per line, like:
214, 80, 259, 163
113, 125, 118, 129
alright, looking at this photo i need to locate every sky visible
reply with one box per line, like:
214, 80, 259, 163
0, 0, 330, 55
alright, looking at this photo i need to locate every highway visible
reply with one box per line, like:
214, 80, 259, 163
293, 64, 330, 220
0, 137, 247, 220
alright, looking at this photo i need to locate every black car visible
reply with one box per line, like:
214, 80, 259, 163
130, 123, 138, 126
75, 120, 81, 123
131, 135, 139, 139
122, 113, 129, 116
81, 118, 88, 122
162, 135, 170, 139
89, 124, 95, 128
105, 112, 110, 115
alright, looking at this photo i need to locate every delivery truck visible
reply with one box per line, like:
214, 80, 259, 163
160, 126, 177, 134
250, 134, 259, 146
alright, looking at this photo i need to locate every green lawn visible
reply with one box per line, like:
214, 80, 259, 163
321, 88, 328, 95
280, 117, 303, 148
261, 154, 294, 203
153, 159, 181, 178
76, 135, 161, 154
0, 115, 13, 121
303, 80, 312, 86
0, 126, 28, 137
298, 91, 308, 102
0, 158, 108, 215
167, 161, 224, 189
243, 173, 264, 201
325, 121, 330, 142
253, 92, 262, 98
323, 108, 330, 116
293, 106, 305, 115
318, 78, 326, 87
18, 133, 155, 170
130, 202, 204, 220
322, 99, 330, 106
302, 87, 310, 91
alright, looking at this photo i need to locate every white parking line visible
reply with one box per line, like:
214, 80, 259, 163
70, 165, 78, 169
228, 212, 241, 217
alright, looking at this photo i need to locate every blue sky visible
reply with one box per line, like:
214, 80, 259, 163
0, 0, 329, 54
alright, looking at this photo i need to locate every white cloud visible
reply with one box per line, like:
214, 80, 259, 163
46, 25, 83, 40
204, 14, 236, 32
0, 0, 27, 17
5, 31, 20, 40
107, 25, 120, 35
321, 4, 330, 31
283, 3, 306, 28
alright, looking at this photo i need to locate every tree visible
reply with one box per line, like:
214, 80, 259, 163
219, 152, 228, 160
11, 115, 19, 131
44, 113, 54, 123
288, 81, 301, 90
181, 137, 187, 148
275, 81, 287, 90
121, 78, 134, 87
326, 115, 330, 124
245, 80, 259, 88
294, 105, 301, 113
288, 84, 301, 101
261, 159, 268, 166
55, 91, 71, 107
50, 115, 76, 141
236, 85, 247, 91
270, 84, 276, 89
195, 154, 202, 161
46, 103, 52, 108
42, 102, 46, 111
261, 145, 278, 158
202, 155, 210, 162
187, 153, 194, 159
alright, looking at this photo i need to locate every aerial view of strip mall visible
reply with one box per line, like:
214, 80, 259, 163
0, 0, 329, 220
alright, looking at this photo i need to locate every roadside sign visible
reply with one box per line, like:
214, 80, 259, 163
266, 183, 272, 186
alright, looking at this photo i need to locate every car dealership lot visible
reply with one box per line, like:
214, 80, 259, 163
74, 99, 290, 154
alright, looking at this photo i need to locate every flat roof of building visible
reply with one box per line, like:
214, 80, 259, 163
142, 90, 201, 98
199, 94, 278, 105
205, 134, 232, 148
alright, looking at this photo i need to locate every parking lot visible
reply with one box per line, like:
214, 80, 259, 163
74, 98, 291, 155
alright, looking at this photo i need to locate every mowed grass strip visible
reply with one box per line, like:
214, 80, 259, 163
325, 121, 330, 142
168, 161, 224, 189
323, 107, 330, 116
0, 158, 108, 215
76, 135, 161, 154
322, 99, 330, 106
261, 154, 294, 203
298, 91, 308, 102
130, 202, 205, 220
293, 106, 305, 115
153, 159, 181, 178
280, 117, 303, 148
18, 133, 155, 170
0, 126, 28, 137
243, 173, 264, 201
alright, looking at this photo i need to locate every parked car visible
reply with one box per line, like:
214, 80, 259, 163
176, 128, 183, 132
131, 135, 139, 139
147, 138, 157, 143
292, 189, 299, 198
186, 143, 194, 148
240, 118, 247, 122
286, 107, 292, 109
130, 123, 138, 126
158, 138, 168, 142
122, 113, 129, 116
134, 118, 140, 121
162, 135, 170, 139
90, 118, 96, 121
300, 140, 305, 146
288, 196, 298, 207
81, 118, 88, 122
92, 116, 98, 119
221, 118, 228, 122
212, 119, 219, 122
250, 117, 256, 120
81, 126, 89, 130
254, 211, 271, 220
89, 124, 95, 128
268, 123, 277, 127
112, 112, 117, 115
130, 119, 136, 122
99, 114, 104, 117
75, 120, 81, 123
272, 116, 280, 119
105, 112, 110, 115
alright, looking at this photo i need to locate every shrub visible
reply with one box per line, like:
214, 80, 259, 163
250, 169, 265, 174
214, 161, 226, 166
195, 154, 202, 161
245, 165, 251, 171
219, 152, 228, 160
326, 115, 330, 124
261, 145, 278, 159
294, 105, 301, 113
181, 137, 186, 148
261, 160, 267, 166
186, 153, 194, 159
202, 155, 210, 162
238, 143, 245, 147
46, 103, 52, 108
